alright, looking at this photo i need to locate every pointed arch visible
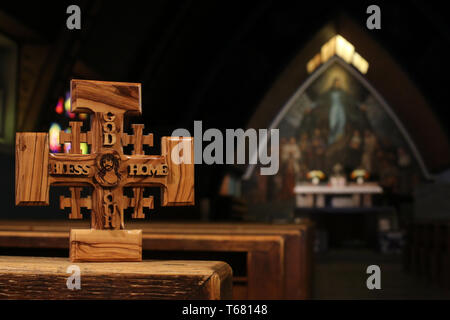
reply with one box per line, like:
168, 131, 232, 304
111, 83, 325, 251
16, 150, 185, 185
243, 56, 432, 180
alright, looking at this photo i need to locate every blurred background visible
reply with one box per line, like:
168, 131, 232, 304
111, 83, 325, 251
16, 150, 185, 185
1, 0, 450, 299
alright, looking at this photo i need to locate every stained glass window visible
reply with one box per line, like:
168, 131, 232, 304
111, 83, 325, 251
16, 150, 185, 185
48, 90, 89, 154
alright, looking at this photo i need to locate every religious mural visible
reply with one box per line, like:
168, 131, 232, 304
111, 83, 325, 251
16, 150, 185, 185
243, 62, 423, 215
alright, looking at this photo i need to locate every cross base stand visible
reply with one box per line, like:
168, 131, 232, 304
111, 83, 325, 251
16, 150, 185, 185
70, 229, 142, 262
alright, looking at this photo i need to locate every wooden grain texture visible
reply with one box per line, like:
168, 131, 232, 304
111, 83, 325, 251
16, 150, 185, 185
70, 229, 142, 262
125, 189, 154, 219
161, 137, 195, 206
0, 256, 232, 300
0, 229, 283, 299
138, 222, 315, 299
60, 188, 92, 219
129, 221, 314, 299
15, 80, 196, 261
0, 220, 315, 299
406, 221, 450, 289
121, 123, 153, 219
71, 79, 141, 115
121, 124, 153, 153
15, 133, 50, 206
59, 121, 90, 220
59, 121, 91, 147
17, 80, 195, 230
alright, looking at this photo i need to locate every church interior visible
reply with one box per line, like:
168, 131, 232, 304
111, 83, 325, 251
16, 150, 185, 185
1, 1, 450, 300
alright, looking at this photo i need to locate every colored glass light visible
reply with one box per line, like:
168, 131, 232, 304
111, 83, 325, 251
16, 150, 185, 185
80, 142, 88, 154
63, 127, 71, 153
49, 123, 62, 153
55, 98, 64, 114
79, 113, 88, 120
64, 91, 76, 119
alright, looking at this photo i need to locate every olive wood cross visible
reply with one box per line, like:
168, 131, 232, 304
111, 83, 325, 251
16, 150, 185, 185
16, 80, 194, 232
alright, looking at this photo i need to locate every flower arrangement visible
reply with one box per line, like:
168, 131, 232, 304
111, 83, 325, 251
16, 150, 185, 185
351, 169, 369, 184
306, 170, 325, 185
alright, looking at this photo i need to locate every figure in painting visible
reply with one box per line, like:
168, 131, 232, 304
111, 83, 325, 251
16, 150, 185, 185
397, 147, 411, 168
279, 137, 300, 199
349, 129, 362, 149
378, 154, 399, 192
296, 74, 372, 175
311, 129, 326, 169
328, 78, 347, 145
303, 76, 370, 146
347, 129, 362, 169
240, 62, 426, 222
361, 130, 377, 173
279, 137, 288, 164
298, 132, 313, 170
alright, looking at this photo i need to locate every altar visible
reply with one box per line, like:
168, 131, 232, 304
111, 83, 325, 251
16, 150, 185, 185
294, 183, 385, 249
294, 183, 383, 209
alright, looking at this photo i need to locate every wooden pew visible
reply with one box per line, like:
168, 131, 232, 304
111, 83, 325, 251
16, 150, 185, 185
0, 220, 314, 299
434, 222, 450, 289
137, 221, 315, 300
0, 256, 232, 299
406, 221, 450, 289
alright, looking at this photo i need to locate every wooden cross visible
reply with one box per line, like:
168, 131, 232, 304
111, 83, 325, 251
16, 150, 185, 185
122, 124, 154, 219
59, 121, 92, 220
15, 79, 195, 262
